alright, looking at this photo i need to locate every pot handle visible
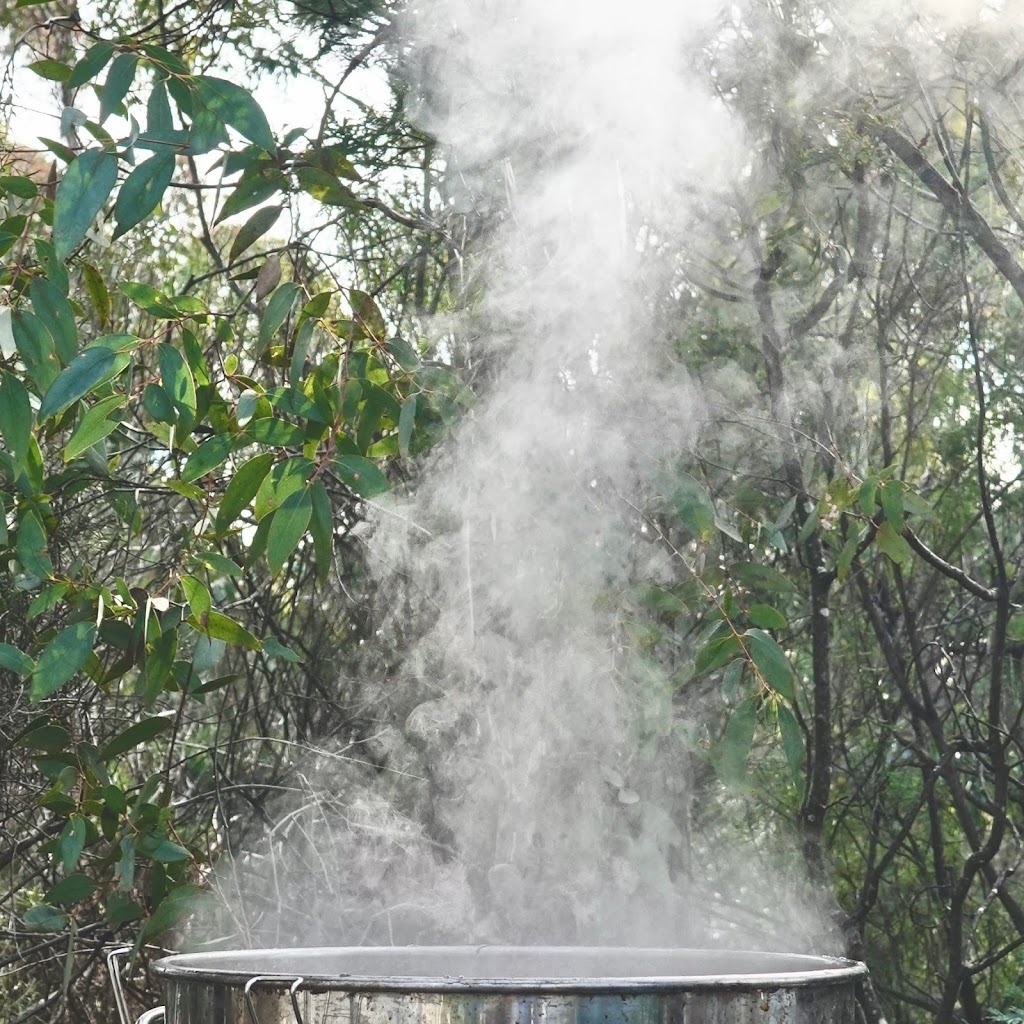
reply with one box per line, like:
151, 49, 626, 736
106, 946, 133, 1024
243, 975, 306, 1024
106, 945, 165, 1024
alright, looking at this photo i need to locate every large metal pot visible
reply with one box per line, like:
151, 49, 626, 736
109, 947, 868, 1024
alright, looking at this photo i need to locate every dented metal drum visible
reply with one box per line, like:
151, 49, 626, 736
141, 947, 866, 1024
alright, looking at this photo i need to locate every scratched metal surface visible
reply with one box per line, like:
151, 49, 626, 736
154, 947, 865, 1024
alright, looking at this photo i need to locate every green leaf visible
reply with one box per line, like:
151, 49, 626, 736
194, 77, 275, 151
142, 837, 190, 863
0, 370, 33, 468
308, 478, 333, 581
333, 454, 389, 498
29, 59, 72, 82
31, 622, 97, 701
398, 394, 417, 459
157, 343, 197, 430
876, 521, 912, 564
65, 394, 126, 461
192, 552, 243, 577
120, 280, 178, 318
45, 873, 97, 906
17, 511, 53, 579
141, 883, 204, 940
23, 905, 69, 932
105, 892, 143, 928
237, 388, 260, 426
349, 288, 386, 338
113, 150, 175, 238
694, 631, 741, 676
0, 642, 34, 676
143, 383, 176, 424
66, 41, 114, 90
189, 610, 261, 651
266, 486, 312, 574
215, 166, 287, 224
263, 635, 304, 663
53, 149, 118, 260
102, 717, 173, 760
29, 277, 77, 364
733, 561, 798, 594
215, 453, 275, 534
142, 627, 178, 704
99, 53, 138, 123
858, 475, 878, 517
11, 310, 59, 390
180, 574, 211, 618
716, 697, 758, 785
880, 479, 904, 532
743, 628, 795, 701
671, 473, 716, 540
81, 262, 111, 327
229, 204, 282, 261
258, 281, 300, 352
747, 604, 788, 630
245, 417, 305, 447
181, 433, 241, 483
778, 705, 804, 789
58, 816, 87, 872
836, 530, 861, 582
19, 723, 70, 751
295, 165, 362, 210
115, 835, 136, 892
38, 346, 122, 422
0, 174, 38, 199
254, 456, 313, 519
147, 79, 174, 134
115, 836, 136, 891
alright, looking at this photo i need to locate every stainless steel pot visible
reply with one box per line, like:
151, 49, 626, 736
109, 946, 867, 1024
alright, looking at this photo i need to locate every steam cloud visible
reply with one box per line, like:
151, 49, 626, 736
197, 0, 948, 952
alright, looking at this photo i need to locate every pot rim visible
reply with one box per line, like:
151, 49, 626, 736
153, 945, 868, 992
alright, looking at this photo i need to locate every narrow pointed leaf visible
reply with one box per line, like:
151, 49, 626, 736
53, 150, 117, 259
229, 204, 282, 261
31, 622, 97, 701
744, 628, 795, 701
195, 77, 274, 151
99, 53, 138, 123
266, 486, 312, 574
38, 346, 121, 422
65, 394, 126, 460
215, 453, 274, 535
114, 150, 176, 237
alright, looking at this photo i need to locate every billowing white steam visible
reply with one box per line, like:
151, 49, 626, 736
205, 0, 845, 951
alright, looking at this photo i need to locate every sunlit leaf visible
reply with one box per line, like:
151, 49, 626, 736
258, 281, 300, 352
215, 453, 275, 534
65, 394, 126, 460
195, 76, 275, 151
333, 454, 389, 498
266, 486, 312, 574
229, 204, 282, 261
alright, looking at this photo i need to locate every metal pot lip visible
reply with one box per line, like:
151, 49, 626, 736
154, 945, 868, 992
